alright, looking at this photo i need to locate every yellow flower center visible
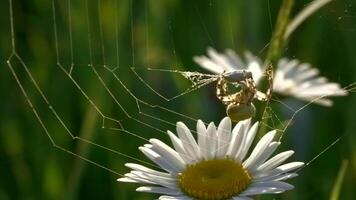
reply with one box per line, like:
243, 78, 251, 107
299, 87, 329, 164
178, 158, 251, 200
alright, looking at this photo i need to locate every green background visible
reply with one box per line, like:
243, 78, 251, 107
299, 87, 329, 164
1, 0, 356, 199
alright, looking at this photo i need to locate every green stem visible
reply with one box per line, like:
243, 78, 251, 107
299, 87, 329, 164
257, 0, 294, 139
330, 160, 348, 200
264, 0, 294, 68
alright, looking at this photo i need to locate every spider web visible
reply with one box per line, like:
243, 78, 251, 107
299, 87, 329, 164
5, 0, 356, 194
6, 0, 224, 178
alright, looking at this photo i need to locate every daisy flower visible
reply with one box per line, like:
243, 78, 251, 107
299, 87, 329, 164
194, 47, 347, 106
118, 117, 304, 200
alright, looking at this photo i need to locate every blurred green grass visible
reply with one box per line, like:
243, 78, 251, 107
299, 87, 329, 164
1, 0, 356, 199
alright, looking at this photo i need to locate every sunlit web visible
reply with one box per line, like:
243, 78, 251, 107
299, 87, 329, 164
6, 0, 356, 180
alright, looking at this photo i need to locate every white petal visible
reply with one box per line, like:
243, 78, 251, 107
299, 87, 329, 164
167, 131, 194, 164
250, 181, 294, 191
240, 181, 294, 196
274, 58, 347, 106
244, 51, 264, 83
121, 173, 155, 184
235, 121, 258, 162
254, 173, 298, 182
149, 139, 186, 171
245, 141, 280, 172
205, 122, 217, 159
131, 171, 176, 184
232, 197, 253, 200
226, 121, 244, 157
207, 47, 236, 72
243, 130, 277, 170
125, 163, 172, 178
159, 195, 193, 200
117, 177, 140, 183
240, 187, 285, 196
255, 162, 304, 179
216, 117, 232, 158
130, 171, 178, 189
293, 65, 318, 83
194, 47, 247, 74
226, 119, 250, 157
255, 150, 295, 173
197, 120, 207, 160
139, 147, 180, 173
225, 49, 245, 69
176, 122, 200, 161
136, 186, 181, 195
193, 55, 225, 74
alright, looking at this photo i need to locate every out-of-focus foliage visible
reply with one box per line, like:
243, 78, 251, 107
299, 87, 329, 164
1, 0, 356, 199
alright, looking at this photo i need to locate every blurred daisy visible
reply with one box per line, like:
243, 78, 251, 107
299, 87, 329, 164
118, 117, 304, 200
194, 48, 347, 106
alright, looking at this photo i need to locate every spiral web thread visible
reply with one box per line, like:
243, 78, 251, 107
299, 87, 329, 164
6, 0, 356, 178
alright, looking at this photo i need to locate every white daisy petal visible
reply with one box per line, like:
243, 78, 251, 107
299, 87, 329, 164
149, 139, 186, 171
240, 187, 285, 196
159, 195, 193, 200
197, 120, 207, 159
240, 181, 294, 196
293, 65, 318, 83
274, 162, 304, 173
194, 47, 247, 75
120, 118, 303, 199
297, 84, 345, 95
206, 122, 217, 159
122, 173, 156, 184
244, 51, 264, 83
117, 177, 140, 183
130, 171, 178, 189
216, 117, 232, 158
225, 49, 245, 68
255, 150, 295, 173
243, 130, 277, 170
245, 141, 280, 172
139, 147, 181, 173
249, 181, 294, 190
254, 173, 298, 182
228, 119, 251, 158
232, 197, 253, 200
176, 122, 200, 161
225, 121, 244, 157
274, 58, 347, 106
125, 163, 172, 178
193, 55, 225, 74
207, 48, 232, 70
167, 130, 194, 164
235, 121, 258, 162
136, 186, 181, 195
255, 162, 304, 179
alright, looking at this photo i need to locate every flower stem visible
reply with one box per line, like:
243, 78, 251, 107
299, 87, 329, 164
264, 0, 294, 67
258, 0, 294, 138
330, 160, 348, 200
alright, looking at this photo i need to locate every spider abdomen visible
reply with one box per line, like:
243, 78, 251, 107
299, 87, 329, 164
226, 103, 256, 122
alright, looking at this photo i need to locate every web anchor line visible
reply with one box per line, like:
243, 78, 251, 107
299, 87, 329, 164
7, 0, 355, 180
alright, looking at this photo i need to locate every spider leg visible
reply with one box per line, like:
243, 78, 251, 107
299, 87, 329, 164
255, 90, 269, 101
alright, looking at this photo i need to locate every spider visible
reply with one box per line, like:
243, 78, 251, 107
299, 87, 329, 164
216, 68, 273, 122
